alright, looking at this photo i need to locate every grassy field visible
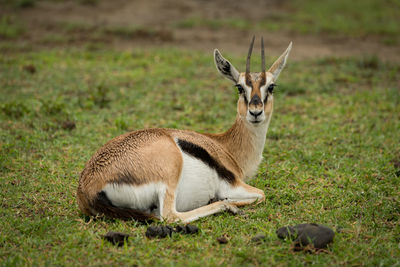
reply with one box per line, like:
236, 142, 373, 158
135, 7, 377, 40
1, 0, 400, 265
1, 47, 399, 266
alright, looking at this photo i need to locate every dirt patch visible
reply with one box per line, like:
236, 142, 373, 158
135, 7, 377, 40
2, 0, 400, 62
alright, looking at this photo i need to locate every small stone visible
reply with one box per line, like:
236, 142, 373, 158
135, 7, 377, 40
251, 233, 266, 243
217, 236, 229, 244
296, 224, 335, 249
102, 231, 129, 247
276, 225, 300, 239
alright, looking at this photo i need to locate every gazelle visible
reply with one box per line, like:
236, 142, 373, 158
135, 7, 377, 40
77, 37, 292, 223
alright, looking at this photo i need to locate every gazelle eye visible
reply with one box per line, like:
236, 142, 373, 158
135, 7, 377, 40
235, 84, 244, 94
268, 84, 276, 93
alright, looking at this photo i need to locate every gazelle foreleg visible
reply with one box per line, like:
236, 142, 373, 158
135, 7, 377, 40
220, 181, 265, 206
161, 182, 265, 223
160, 187, 239, 223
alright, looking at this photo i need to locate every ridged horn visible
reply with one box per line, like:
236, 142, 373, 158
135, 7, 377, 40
261, 37, 265, 73
246, 35, 255, 76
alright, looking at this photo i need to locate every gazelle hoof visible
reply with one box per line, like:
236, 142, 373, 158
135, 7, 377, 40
224, 204, 241, 215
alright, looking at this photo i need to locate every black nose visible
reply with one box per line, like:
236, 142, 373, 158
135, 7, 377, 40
249, 110, 262, 118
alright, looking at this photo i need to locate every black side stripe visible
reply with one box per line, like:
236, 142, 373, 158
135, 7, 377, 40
92, 191, 155, 222
177, 139, 236, 184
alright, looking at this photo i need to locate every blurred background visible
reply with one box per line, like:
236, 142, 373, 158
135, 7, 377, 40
1, 0, 400, 61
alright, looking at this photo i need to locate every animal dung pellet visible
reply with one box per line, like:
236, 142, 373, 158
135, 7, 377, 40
175, 224, 199, 235
276, 223, 335, 249
102, 231, 129, 247
216, 236, 229, 244
251, 233, 266, 243
146, 224, 199, 239
23, 64, 36, 74
61, 120, 76, 130
146, 225, 174, 239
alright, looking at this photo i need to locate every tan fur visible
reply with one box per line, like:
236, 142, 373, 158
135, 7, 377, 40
77, 41, 292, 222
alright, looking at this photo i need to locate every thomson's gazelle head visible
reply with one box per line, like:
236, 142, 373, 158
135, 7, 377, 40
214, 36, 292, 126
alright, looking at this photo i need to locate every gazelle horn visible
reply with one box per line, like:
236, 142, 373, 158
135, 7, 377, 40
246, 35, 255, 79
261, 37, 265, 73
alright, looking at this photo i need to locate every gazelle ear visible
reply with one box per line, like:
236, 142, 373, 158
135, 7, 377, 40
214, 49, 240, 83
268, 42, 292, 81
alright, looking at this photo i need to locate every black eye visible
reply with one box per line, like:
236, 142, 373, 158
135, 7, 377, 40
235, 84, 244, 94
268, 84, 276, 93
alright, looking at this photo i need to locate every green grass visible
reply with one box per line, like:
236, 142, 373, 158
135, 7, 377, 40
276, 0, 400, 37
1, 48, 399, 266
175, 0, 400, 44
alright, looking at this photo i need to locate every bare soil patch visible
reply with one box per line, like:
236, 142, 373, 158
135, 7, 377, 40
2, 0, 400, 62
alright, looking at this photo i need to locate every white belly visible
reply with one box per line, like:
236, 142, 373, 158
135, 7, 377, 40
175, 152, 220, 212
103, 183, 166, 216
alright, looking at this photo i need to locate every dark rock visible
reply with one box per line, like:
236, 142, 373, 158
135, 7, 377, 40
102, 231, 129, 247
145, 225, 174, 239
276, 223, 335, 249
276, 223, 308, 239
276, 225, 297, 239
251, 233, 266, 243
175, 224, 199, 235
216, 236, 229, 244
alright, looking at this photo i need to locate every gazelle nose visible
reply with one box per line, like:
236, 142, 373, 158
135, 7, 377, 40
249, 110, 262, 118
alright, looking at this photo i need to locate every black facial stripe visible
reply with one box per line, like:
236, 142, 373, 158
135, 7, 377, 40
243, 94, 248, 104
250, 94, 262, 106
246, 75, 252, 87
177, 139, 235, 184
235, 84, 248, 103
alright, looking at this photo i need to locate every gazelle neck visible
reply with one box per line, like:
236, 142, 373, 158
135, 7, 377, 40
212, 112, 272, 180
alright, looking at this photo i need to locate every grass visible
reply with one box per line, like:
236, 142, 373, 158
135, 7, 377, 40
276, 0, 400, 37
0, 47, 399, 266
175, 0, 400, 44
